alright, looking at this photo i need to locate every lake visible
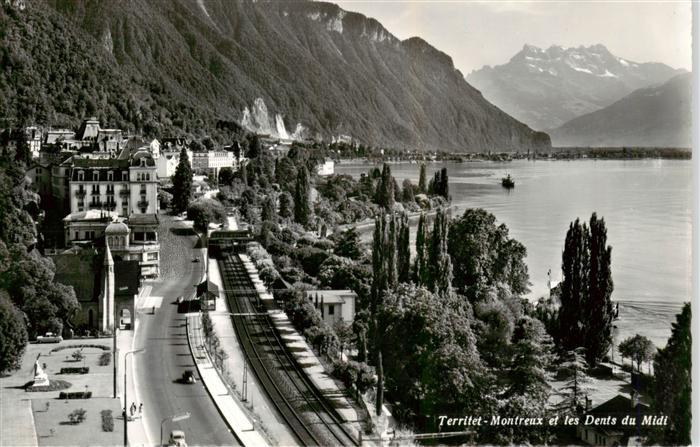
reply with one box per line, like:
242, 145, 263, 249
336, 159, 693, 348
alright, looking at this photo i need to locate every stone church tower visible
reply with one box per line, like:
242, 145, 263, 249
100, 242, 115, 331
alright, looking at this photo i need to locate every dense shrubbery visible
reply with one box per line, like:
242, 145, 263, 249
59, 391, 92, 399
50, 344, 109, 353
98, 352, 111, 366
101, 410, 114, 432
68, 408, 87, 424
59, 367, 89, 374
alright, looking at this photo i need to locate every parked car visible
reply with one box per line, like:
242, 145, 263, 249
168, 430, 187, 447
181, 370, 196, 384
192, 257, 200, 263
37, 332, 63, 343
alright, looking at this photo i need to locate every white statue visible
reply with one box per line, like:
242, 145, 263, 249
32, 357, 49, 387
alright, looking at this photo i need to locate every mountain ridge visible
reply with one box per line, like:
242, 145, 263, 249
549, 72, 692, 147
0, 0, 551, 152
467, 43, 685, 130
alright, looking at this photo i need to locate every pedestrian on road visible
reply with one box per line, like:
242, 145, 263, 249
130, 402, 136, 417
139, 403, 143, 416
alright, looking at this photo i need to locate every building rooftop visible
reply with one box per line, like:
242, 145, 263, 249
105, 221, 130, 235
127, 214, 159, 226
305, 290, 357, 304
63, 210, 121, 222
587, 395, 650, 418
72, 158, 130, 169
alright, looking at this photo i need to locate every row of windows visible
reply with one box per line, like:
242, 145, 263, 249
75, 171, 154, 182
76, 184, 147, 193
77, 171, 129, 182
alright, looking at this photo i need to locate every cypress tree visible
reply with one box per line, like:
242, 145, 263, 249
240, 161, 248, 186
558, 214, 614, 365
261, 195, 277, 222
392, 178, 401, 203
439, 167, 449, 200
585, 213, 614, 364
278, 192, 292, 219
376, 347, 384, 416
172, 147, 192, 213
414, 213, 429, 285
397, 214, 411, 283
418, 163, 427, 193
385, 214, 398, 289
559, 218, 590, 352
294, 166, 310, 226
375, 164, 395, 209
371, 213, 386, 315
428, 208, 452, 295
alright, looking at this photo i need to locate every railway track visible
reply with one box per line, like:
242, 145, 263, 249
219, 254, 359, 447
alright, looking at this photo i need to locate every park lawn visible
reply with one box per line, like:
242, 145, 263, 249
32, 397, 122, 446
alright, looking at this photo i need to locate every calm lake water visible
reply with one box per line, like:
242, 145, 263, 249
336, 159, 693, 348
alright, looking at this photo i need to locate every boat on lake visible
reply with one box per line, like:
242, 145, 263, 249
501, 174, 515, 189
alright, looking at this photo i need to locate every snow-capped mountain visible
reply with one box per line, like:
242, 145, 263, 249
467, 44, 685, 130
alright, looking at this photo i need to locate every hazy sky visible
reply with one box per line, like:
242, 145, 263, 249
334, 1, 693, 74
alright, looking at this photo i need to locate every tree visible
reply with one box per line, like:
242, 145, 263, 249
246, 134, 262, 159
413, 213, 429, 286
401, 179, 415, 203
172, 147, 192, 213
427, 208, 452, 295
0, 292, 28, 373
278, 192, 293, 220
396, 214, 411, 283
294, 166, 310, 226
652, 303, 691, 445
555, 348, 591, 416
275, 157, 298, 191
447, 209, 529, 300
558, 213, 614, 364
374, 164, 394, 210
429, 168, 449, 199
218, 167, 235, 186
418, 163, 427, 193
333, 228, 361, 260
508, 317, 553, 399
618, 334, 655, 373
584, 214, 615, 364
187, 199, 226, 234
379, 284, 484, 425
261, 195, 277, 223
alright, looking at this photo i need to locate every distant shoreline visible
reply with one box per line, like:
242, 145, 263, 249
335, 147, 691, 165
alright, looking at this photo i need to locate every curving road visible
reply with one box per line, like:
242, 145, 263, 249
134, 216, 239, 446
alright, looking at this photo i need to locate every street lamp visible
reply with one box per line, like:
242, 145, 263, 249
123, 348, 145, 447
160, 412, 190, 446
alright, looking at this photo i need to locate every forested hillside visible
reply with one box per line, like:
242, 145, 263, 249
0, 0, 550, 151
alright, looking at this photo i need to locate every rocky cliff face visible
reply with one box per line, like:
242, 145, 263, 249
549, 73, 692, 147
467, 44, 684, 131
2, 0, 550, 152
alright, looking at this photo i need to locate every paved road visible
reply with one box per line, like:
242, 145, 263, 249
134, 217, 239, 446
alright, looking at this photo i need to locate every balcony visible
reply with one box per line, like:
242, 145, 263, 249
137, 200, 149, 208
104, 201, 117, 211
74, 190, 86, 198
88, 202, 103, 209
119, 189, 130, 197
